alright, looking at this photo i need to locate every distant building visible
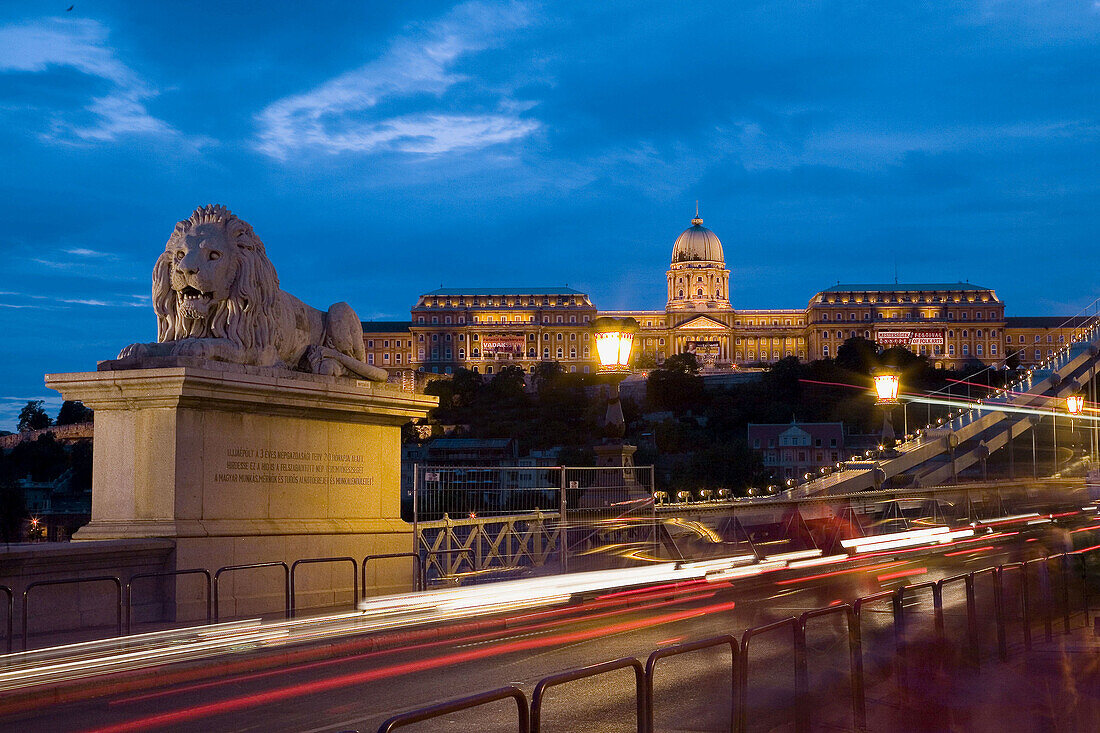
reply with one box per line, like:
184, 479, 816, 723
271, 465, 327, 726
747, 421, 847, 481
363, 212, 1085, 376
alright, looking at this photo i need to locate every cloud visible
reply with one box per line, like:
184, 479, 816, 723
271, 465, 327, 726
0, 17, 175, 142
64, 247, 113, 258
255, 1, 540, 159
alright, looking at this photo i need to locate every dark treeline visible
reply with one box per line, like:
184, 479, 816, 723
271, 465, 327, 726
409, 337, 1007, 493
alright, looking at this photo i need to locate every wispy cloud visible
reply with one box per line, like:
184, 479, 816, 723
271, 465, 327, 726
255, 1, 540, 159
0, 17, 175, 142
64, 247, 113, 258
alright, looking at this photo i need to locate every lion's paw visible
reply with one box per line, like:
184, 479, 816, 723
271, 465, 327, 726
118, 342, 152, 360
168, 339, 211, 358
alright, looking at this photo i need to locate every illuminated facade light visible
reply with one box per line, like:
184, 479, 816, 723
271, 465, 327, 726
1067, 393, 1085, 416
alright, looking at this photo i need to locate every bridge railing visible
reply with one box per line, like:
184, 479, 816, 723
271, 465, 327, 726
376, 545, 1099, 733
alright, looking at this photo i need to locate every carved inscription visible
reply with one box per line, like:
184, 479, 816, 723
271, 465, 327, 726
214, 447, 374, 486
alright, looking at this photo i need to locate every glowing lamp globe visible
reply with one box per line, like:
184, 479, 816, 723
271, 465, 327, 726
591, 316, 640, 372
1067, 393, 1085, 416
872, 368, 900, 405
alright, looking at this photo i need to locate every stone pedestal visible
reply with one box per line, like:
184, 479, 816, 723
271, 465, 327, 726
46, 361, 436, 619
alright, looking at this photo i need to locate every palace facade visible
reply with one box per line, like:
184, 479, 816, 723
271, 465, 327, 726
362, 214, 1083, 379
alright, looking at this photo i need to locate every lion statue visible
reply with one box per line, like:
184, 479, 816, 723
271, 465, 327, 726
118, 204, 387, 381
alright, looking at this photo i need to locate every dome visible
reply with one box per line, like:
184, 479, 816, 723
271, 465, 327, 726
671, 215, 724, 264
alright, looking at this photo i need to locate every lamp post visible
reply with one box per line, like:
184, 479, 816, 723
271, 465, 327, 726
1067, 392, 1085, 473
873, 367, 900, 457
592, 316, 640, 468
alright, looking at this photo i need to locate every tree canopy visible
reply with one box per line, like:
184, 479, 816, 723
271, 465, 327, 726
17, 400, 51, 432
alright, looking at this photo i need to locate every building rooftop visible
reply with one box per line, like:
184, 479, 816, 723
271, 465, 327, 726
1005, 316, 1092, 328
819, 282, 992, 293
421, 287, 587, 297
361, 321, 413, 333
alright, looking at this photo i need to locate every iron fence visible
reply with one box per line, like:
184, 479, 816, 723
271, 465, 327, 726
376, 545, 1099, 733
412, 464, 655, 585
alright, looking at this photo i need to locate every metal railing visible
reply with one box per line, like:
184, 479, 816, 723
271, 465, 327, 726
125, 569, 212, 634
213, 562, 290, 622
290, 557, 358, 617
22, 576, 122, 651
645, 635, 738, 733
378, 545, 1098, 733
531, 657, 646, 733
377, 686, 529, 733
362, 552, 425, 594
0, 585, 11, 654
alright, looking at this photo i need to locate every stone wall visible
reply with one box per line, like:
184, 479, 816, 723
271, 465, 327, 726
0, 539, 174, 645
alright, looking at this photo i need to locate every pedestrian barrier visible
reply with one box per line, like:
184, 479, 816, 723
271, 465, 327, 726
125, 568, 212, 633
851, 590, 902, 727
997, 561, 1032, 650
645, 634, 739, 733
373, 546, 1100, 733
213, 562, 290, 622
376, 685, 529, 732
290, 557, 358, 617
362, 552, 425, 595
0, 585, 11, 654
531, 657, 646, 733
22, 575, 121, 651
938, 573, 980, 668
796, 604, 859, 733
738, 616, 798, 733
424, 547, 476, 585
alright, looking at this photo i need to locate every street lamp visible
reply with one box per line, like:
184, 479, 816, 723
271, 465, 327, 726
591, 316, 640, 467
872, 367, 900, 456
1067, 392, 1086, 471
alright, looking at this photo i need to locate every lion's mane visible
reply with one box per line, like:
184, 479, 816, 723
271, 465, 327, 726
151, 205, 281, 354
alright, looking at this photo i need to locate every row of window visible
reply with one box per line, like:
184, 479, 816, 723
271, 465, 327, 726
818, 310, 1000, 322
419, 297, 589, 308
419, 346, 592, 361
819, 294, 994, 304
421, 364, 593, 375
416, 314, 592, 325
415, 332, 592, 344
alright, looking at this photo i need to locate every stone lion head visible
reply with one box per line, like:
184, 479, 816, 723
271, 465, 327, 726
152, 205, 279, 349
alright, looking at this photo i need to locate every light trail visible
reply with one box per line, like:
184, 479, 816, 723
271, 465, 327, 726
82, 599, 740, 733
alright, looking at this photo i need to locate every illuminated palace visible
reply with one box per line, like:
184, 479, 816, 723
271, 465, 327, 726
362, 213, 1082, 378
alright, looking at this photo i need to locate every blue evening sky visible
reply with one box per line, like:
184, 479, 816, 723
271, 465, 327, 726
1, 1, 1098, 429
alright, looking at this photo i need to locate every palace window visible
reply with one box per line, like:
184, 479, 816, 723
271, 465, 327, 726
543, 347, 550, 358
570, 347, 577, 358
366, 340, 374, 348
823, 345, 830, 357
976, 344, 983, 356
962, 344, 969, 355
557, 347, 564, 358
990, 344, 997, 355
431, 316, 438, 324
